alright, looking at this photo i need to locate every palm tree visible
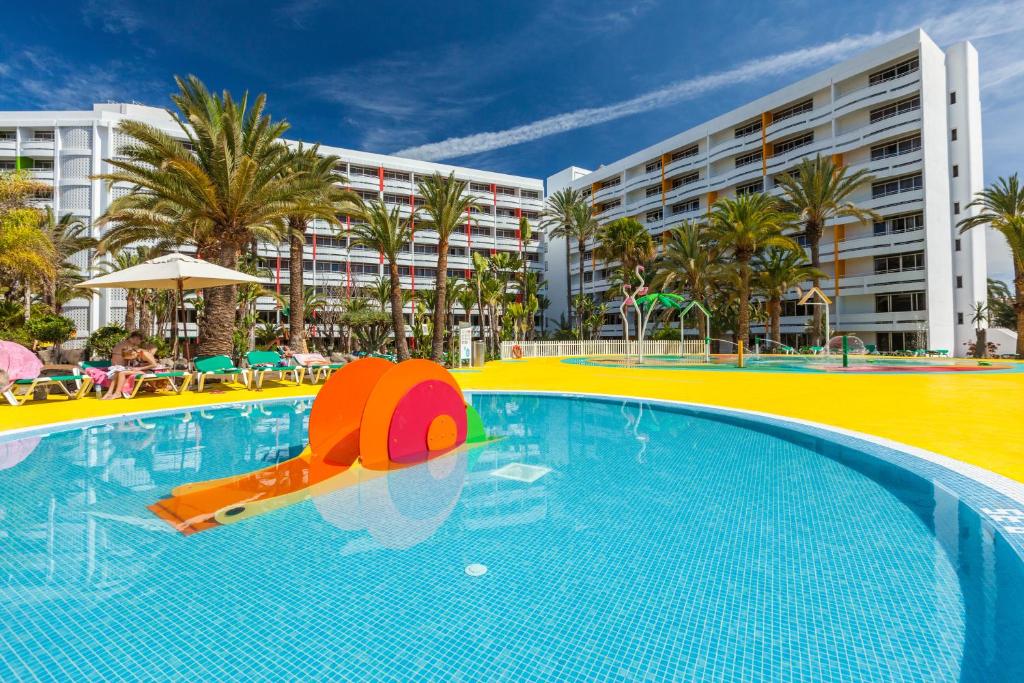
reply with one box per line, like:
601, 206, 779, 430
595, 216, 656, 278
351, 200, 413, 361
480, 275, 505, 354
542, 187, 587, 330
95, 76, 330, 356
707, 194, 797, 345
556, 200, 600, 335
0, 171, 57, 319
651, 221, 721, 339
416, 172, 481, 362
969, 301, 991, 358
282, 144, 362, 353
957, 174, 1024, 356
519, 215, 533, 289
753, 247, 824, 346
775, 155, 877, 344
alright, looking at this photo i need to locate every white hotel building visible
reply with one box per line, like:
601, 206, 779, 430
0, 103, 546, 340
548, 30, 986, 353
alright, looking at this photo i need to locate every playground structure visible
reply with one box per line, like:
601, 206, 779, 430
149, 358, 497, 534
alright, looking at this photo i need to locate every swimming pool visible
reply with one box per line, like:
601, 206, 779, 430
563, 354, 1018, 373
1, 394, 1022, 681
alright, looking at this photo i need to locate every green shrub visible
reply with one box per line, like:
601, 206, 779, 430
85, 324, 127, 360
25, 314, 76, 345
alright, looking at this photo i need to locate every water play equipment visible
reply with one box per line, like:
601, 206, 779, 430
148, 358, 497, 534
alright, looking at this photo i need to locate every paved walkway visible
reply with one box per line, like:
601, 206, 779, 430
3, 357, 1022, 482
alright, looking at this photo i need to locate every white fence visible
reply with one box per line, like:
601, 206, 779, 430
500, 339, 708, 359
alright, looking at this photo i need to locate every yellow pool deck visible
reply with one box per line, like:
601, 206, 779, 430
2, 356, 1023, 483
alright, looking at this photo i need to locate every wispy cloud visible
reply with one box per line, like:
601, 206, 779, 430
395, 1, 1024, 161
277, 0, 330, 29
81, 0, 144, 34
0, 49, 163, 109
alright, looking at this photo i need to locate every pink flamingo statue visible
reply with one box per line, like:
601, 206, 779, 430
618, 265, 648, 361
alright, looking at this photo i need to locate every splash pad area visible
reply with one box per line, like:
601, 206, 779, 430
563, 353, 1017, 374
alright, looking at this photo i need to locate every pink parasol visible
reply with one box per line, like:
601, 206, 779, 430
0, 341, 42, 390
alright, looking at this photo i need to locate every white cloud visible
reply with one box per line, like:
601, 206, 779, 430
81, 1, 144, 34
396, 0, 1024, 161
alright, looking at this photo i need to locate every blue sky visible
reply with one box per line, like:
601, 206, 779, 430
3, 0, 1023, 276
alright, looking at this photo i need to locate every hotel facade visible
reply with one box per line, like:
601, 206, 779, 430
0, 103, 546, 340
547, 30, 986, 354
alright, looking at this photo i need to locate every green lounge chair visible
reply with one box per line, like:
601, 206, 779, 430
864, 344, 877, 355
80, 359, 193, 398
193, 355, 250, 392
246, 350, 304, 390
3, 366, 93, 406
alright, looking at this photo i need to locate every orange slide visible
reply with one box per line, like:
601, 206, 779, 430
149, 358, 495, 534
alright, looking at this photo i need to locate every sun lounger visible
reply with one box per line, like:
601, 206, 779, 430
246, 351, 304, 390
3, 365, 93, 406
80, 359, 192, 398
292, 353, 345, 384
193, 355, 250, 392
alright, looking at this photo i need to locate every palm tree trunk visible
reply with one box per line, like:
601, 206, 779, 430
140, 294, 154, 337
288, 224, 307, 353
770, 298, 781, 345
564, 239, 572, 334
199, 243, 239, 357
738, 263, 751, 346
475, 279, 485, 353
389, 262, 410, 361
23, 283, 31, 322
1015, 263, 1024, 357
809, 232, 823, 346
577, 238, 586, 337
125, 292, 137, 333
431, 239, 449, 362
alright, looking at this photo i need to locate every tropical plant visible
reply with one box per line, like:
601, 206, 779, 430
753, 247, 824, 345
595, 217, 656, 278
351, 200, 413, 360
94, 75, 333, 356
84, 324, 128, 360
651, 221, 722, 338
0, 171, 56, 320
775, 155, 877, 344
957, 174, 1024, 356
969, 301, 991, 359
416, 172, 481, 362
519, 215, 533, 288
340, 307, 391, 353
707, 194, 797, 345
542, 187, 588, 330
988, 278, 1017, 329
282, 144, 362, 353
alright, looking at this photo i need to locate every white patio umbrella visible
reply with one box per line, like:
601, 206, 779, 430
78, 252, 261, 358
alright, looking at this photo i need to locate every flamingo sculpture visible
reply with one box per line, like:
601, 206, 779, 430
618, 265, 649, 362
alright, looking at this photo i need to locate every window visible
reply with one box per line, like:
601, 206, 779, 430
470, 182, 490, 192
952, 165, 959, 178
956, 276, 963, 289
772, 132, 814, 156
951, 128, 958, 141
870, 135, 921, 161
645, 185, 661, 198
735, 149, 762, 168
871, 173, 922, 198
31, 130, 54, 141
350, 164, 378, 178
734, 119, 762, 138
671, 198, 700, 214
0, 130, 14, 141
671, 145, 699, 161
496, 185, 517, 196
954, 202, 960, 215
645, 159, 662, 173
736, 180, 764, 196
599, 176, 621, 190
958, 312, 964, 325
950, 92, 957, 105
32, 159, 53, 170
868, 57, 919, 86
869, 96, 920, 124
873, 251, 924, 274
875, 291, 926, 313
877, 332, 923, 352
383, 169, 411, 182
671, 170, 700, 188
772, 99, 813, 123
521, 189, 540, 200
0, 160, 14, 171
646, 209, 663, 223
955, 239, 961, 252
596, 198, 621, 212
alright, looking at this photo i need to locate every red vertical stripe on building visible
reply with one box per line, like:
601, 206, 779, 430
378, 166, 384, 193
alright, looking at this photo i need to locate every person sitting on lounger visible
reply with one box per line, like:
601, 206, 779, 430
101, 342, 164, 400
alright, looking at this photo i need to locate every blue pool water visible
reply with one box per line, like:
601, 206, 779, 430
1, 395, 1022, 681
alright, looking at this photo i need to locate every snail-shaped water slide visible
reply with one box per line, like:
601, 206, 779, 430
149, 358, 496, 534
